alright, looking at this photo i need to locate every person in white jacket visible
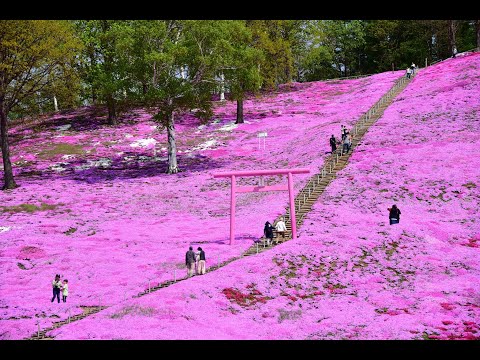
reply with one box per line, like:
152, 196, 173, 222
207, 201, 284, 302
275, 217, 287, 243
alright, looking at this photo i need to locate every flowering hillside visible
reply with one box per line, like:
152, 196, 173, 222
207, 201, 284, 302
36, 52, 480, 340
0, 70, 403, 339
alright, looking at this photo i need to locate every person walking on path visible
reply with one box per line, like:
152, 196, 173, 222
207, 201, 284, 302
264, 221, 274, 246
196, 247, 206, 275
194, 248, 201, 274
411, 62, 416, 75
275, 217, 287, 243
341, 125, 347, 141
406, 67, 412, 79
388, 204, 401, 225
61, 279, 69, 303
342, 132, 352, 154
51, 274, 62, 303
185, 246, 196, 277
329, 135, 337, 154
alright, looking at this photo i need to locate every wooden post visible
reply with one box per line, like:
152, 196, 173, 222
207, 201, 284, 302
425, 57, 427, 68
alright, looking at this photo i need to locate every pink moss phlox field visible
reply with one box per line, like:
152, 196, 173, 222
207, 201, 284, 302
3, 54, 478, 339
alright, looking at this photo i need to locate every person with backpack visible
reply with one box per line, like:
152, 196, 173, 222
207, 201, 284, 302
388, 204, 401, 225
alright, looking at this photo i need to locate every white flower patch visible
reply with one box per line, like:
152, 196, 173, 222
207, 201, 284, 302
130, 138, 157, 148
193, 139, 217, 151
123, 155, 136, 162
125, 134, 133, 138
93, 158, 112, 168
0, 226, 11, 233
74, 158, 112, 171
137, 156, 152, 163
62, 154, 76, 160
50, 163, 69, 172
219, 122, 238, 132
55, 124, 72, 131
74, 163, 92, 171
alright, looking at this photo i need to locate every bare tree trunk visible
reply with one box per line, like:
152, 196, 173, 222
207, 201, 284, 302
106, 95, 117, 125
220, 73, 225, 101
448, 20, 458, 57
166, 110, 178, 174
153, 62, 157, 85
142, 82, 148, 95
236, 98, 244, 124
476, 20, 480, 50
0, 105, 18, 190
53, 95, 59, 112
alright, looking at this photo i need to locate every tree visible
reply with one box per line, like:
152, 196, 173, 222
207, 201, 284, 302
74, 20, 125, 125
246, 20, 296, 90
116, 20, 236, 174
0, 20, 82, 189
219, 21, 263, 124
477, 20, 480, 49
448, 20, 458, 57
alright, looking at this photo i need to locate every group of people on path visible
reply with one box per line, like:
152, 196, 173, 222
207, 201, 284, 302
263, 217, 287, 246
185, 246, 206, 277
406, 62, 416, 79
329, 125, 352, 154
51, 274, 68, 303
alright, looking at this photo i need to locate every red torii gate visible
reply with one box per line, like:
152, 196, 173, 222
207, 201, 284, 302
213, 168, 310, 244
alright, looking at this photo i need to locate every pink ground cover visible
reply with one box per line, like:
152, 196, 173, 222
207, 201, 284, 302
28, 53, 480, 340
2, 58, 474, 340
0, 70, 402, 339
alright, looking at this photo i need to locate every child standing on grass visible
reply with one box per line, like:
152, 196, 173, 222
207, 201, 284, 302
61, 279, 69, 303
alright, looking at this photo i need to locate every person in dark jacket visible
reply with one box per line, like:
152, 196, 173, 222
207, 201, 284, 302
185, 246, 196, 277
264, 221, 274, 246
196, 247, 206, 275
329, 135, 337, 153
388, 204, 401, 225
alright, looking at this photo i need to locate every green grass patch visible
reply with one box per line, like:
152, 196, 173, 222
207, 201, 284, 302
462, 182, 476, 189
64, 227, 77, 235
110, 305, 157, 319
38, 143, 85, 160
1, 203, 61, 214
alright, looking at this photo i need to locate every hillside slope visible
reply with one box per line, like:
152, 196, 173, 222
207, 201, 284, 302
44, 53, 480, 340
0, 71, 403, 339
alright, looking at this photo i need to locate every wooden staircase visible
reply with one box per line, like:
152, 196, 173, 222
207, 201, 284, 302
242, 72, 415, 256
27, 306, 107, 340
26, 72, 416, 340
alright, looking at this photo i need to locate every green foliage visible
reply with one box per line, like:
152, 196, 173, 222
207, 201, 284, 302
246, 20, 299, 89
0, 20, 83, 116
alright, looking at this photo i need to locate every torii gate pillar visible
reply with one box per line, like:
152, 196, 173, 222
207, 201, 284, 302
213, 168, 310, 245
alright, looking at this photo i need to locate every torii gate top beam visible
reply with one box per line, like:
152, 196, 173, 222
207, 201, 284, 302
213, 168, 310, 178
